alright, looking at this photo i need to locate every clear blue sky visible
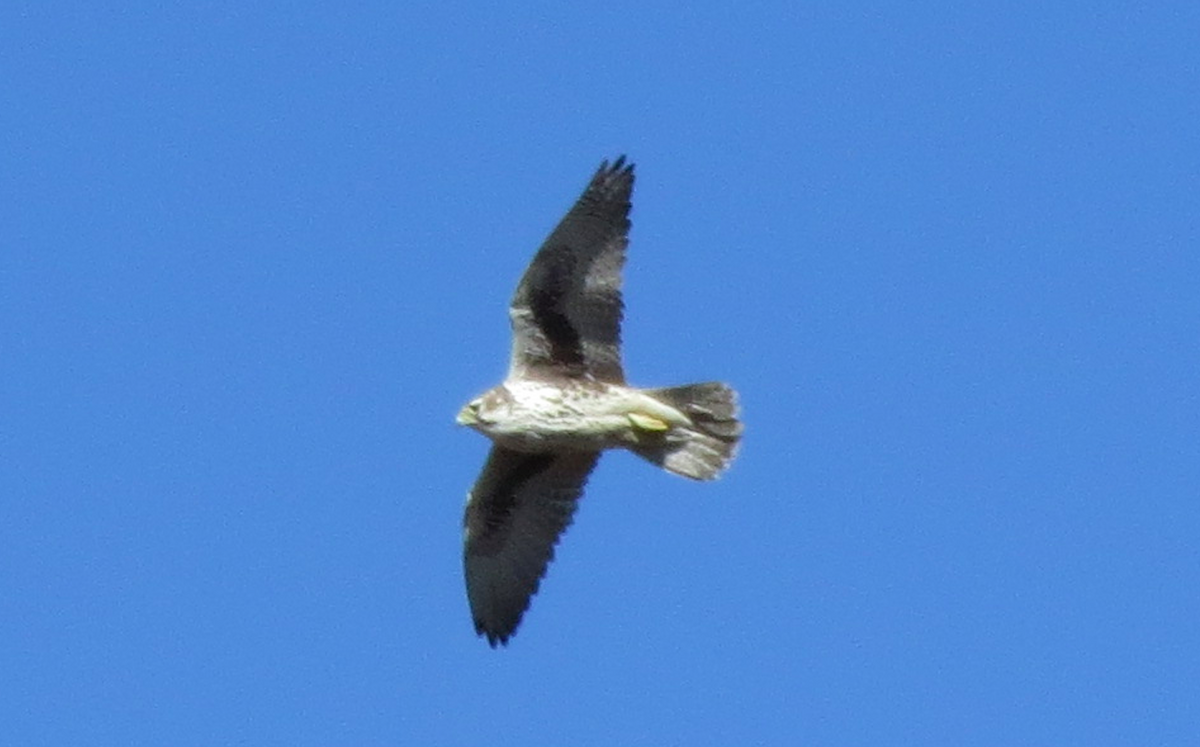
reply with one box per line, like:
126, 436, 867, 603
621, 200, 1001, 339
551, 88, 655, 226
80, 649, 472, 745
3, 3, 1198, 745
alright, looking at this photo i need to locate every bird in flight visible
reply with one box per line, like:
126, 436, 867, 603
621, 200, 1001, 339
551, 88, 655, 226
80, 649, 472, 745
456, 156, 743, 646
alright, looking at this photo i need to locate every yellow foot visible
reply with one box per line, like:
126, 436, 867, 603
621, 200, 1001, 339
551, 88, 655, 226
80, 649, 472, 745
628, 412, 670, 432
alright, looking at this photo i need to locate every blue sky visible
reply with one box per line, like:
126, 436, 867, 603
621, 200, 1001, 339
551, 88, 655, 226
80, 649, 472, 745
3, 3, 1198, 745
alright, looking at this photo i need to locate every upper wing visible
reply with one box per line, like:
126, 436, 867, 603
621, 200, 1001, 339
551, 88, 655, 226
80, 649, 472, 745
508, 157, 634, 383
463, 446, 600, 647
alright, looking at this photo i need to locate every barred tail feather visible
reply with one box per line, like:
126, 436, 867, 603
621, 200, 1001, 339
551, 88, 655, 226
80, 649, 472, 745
633, 382, 743, 480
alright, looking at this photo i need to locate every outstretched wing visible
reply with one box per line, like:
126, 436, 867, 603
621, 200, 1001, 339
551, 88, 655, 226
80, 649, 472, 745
508, 156, 634, 383
463, 447, 601, 647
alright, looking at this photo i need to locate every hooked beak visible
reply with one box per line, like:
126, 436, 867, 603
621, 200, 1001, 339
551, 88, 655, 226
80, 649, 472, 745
456, 405, 477, 426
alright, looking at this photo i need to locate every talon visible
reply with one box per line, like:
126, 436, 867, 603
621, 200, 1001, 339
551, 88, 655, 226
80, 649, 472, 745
628, 412, 670, 432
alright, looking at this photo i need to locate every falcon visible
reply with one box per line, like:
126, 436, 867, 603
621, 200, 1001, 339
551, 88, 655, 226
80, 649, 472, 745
456, 156, 742, 646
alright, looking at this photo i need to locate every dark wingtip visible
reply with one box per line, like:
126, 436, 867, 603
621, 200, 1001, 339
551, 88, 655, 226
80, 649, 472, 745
476, 618, 514, 648
592, 156, 635, 197
599, 154, 634, 176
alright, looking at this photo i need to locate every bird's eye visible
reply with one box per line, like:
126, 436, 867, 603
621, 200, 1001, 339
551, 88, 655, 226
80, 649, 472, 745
470, 400, 482, 412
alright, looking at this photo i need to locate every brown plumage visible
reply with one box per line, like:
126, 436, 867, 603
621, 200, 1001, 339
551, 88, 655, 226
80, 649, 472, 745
456, 157, 742, 647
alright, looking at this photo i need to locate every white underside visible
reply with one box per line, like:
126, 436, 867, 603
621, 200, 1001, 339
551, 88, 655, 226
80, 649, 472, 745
479, 379, 689, 453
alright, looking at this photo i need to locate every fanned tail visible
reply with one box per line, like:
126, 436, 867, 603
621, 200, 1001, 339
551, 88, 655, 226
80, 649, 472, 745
631, 382, 742, 480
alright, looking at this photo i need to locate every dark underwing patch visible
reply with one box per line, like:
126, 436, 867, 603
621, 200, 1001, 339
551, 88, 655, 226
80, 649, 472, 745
481, 453, 555, 536
529, 246, 585, 369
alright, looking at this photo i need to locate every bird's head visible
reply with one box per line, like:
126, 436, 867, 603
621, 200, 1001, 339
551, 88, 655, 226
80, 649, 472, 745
455, 387, 511, 432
